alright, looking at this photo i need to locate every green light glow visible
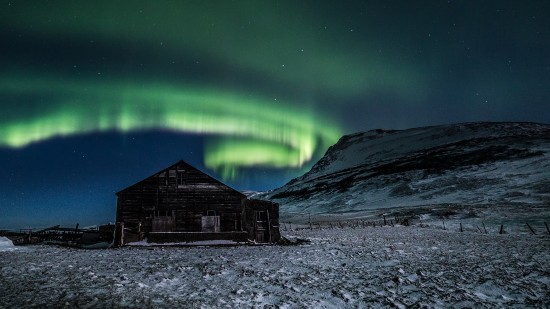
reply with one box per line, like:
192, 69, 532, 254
0, 75, 342, 179
205, 138, 304, 179
2, 1, 427, 99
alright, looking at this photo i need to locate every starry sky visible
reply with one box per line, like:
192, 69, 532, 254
1, 1, 550, 229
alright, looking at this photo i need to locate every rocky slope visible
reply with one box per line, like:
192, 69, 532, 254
266, 122, 550, 219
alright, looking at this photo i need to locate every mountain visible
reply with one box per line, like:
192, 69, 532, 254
265, 122, 550, 221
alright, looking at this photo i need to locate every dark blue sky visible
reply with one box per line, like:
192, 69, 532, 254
1, 1, 550, 229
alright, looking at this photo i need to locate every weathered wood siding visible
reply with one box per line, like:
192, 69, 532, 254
116, 161, 246, 238
243, 199, 280, 243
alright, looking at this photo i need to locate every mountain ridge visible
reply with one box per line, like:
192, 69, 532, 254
265, 122, 550, 219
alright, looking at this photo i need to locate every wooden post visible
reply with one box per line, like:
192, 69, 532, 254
545, 222, 550, 235
309, 214, 312, 230
383, 216, 387, 225
115, 221, 125, 247
443, 220, 446, 230
499, 224, 504, 235
526, 223, 536, 235
460, 223, 463, 232
267, 210, 272, 242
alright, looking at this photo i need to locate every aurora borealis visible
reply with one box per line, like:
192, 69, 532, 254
0, 75, 341, 179
1, 1, 550, 228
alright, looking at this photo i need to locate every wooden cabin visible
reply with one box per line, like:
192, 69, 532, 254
114, 160, 280, 246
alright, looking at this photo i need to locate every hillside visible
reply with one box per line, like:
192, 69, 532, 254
266, 122, 550, 222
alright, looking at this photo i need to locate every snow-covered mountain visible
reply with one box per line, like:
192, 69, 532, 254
266, 122, 550, 219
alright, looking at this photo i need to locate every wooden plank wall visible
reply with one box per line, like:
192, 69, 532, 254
116, 161, 246, 236
242, 199, 281, 242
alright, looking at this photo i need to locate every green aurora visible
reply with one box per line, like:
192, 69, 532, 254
2, 0, 550, 229
0, 75, 341, 178
1, 1, 549, 182
1, 1, 426, 98
0, 1, 427, 180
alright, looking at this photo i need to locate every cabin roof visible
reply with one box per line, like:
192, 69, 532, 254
115, 159, 246, 198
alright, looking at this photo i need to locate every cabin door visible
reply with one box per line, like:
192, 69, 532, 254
201, 211, 220, 232
254, 210, 269, 242
255, 231, 266, 243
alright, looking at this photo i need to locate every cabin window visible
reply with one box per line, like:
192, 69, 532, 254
177, 172, 185, 185
206, 210, 216, 216
152, 210, 174, 232
155, 210, 172, 217
158, 172, 168, 185
256, 211, 267, 222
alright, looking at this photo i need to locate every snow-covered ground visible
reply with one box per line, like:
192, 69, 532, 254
1, 226, 549, 308
0, 237, 16, 252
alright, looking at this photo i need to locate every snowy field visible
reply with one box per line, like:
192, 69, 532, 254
1, 227, 549, 308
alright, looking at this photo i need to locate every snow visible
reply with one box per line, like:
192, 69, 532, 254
0, 237, 15, 252
1, 226, 549, 308
266, 122, 550, 221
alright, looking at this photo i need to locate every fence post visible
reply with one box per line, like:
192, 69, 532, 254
460, 223, 463, 232
499, 224, 504, 235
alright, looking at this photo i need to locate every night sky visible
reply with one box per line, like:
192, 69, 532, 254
1, 1, 550, 229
